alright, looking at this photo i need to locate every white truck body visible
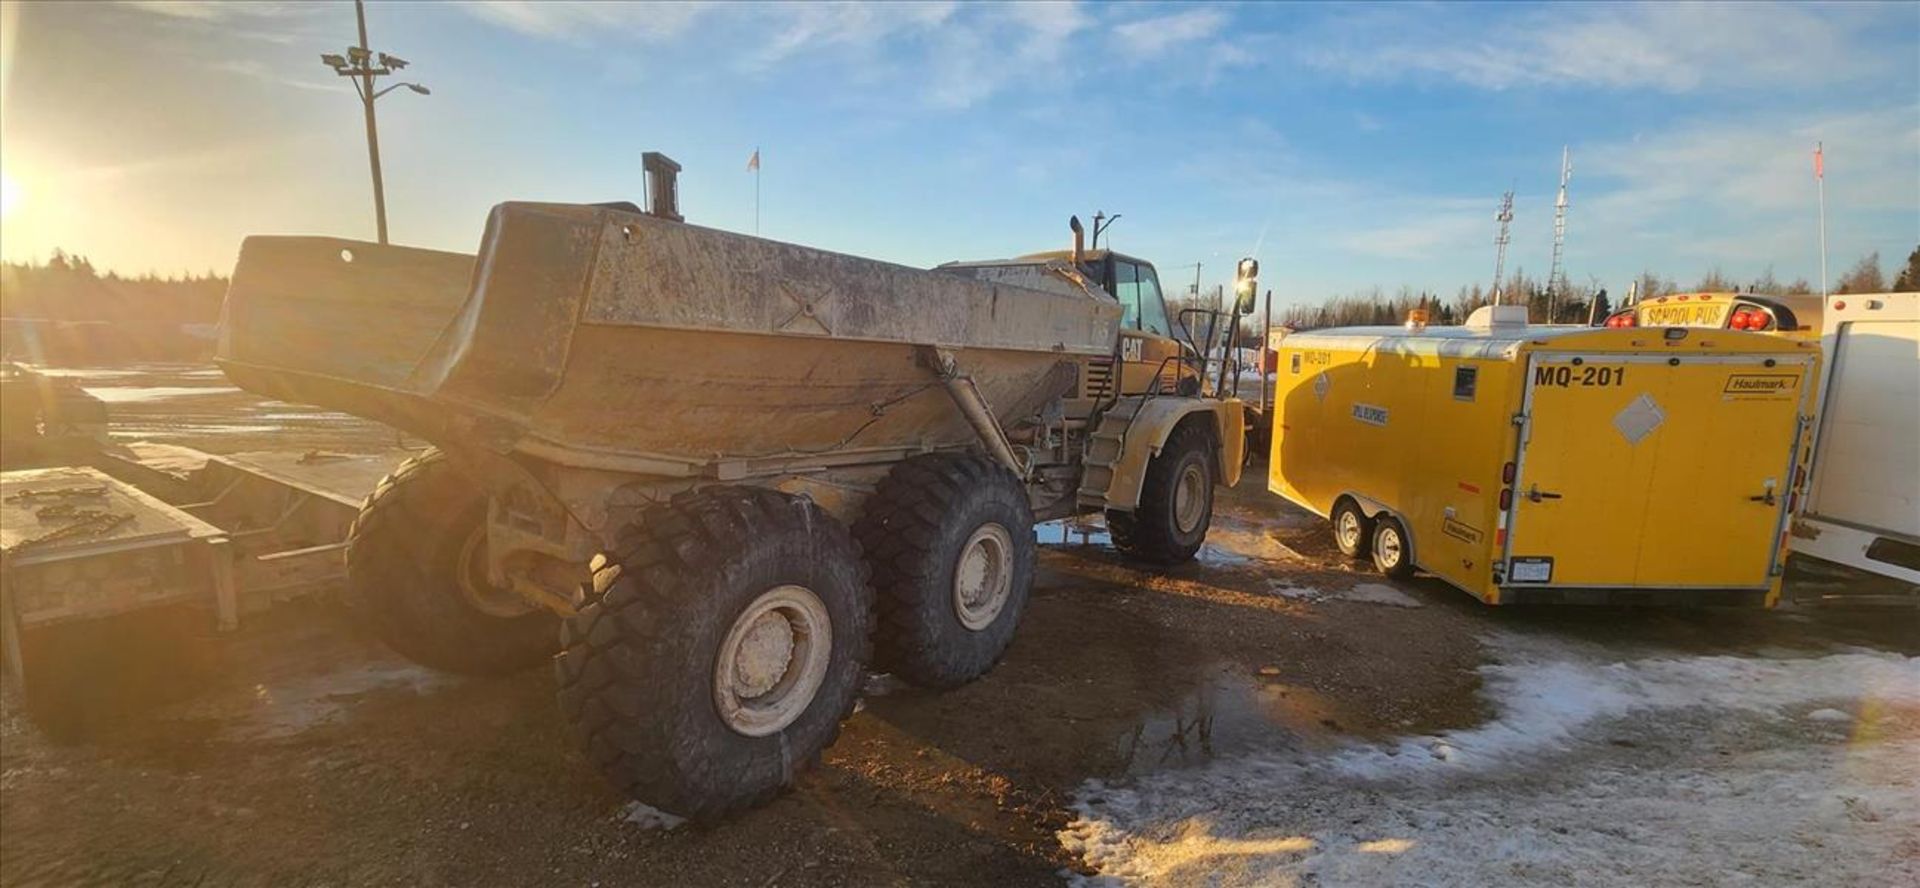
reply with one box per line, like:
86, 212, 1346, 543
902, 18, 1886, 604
1793, 291, 1920, 591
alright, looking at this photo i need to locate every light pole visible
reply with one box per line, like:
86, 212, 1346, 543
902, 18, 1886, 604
320, 0, 427, 245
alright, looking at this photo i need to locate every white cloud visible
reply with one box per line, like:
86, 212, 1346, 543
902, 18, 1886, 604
1113, 8, 1227, 58
1300, 3, 1894, 92
459, 1, 713, 43
458, 1, 1085, 110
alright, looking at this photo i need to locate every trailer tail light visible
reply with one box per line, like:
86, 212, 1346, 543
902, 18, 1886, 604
1502, 462, 1516, 484
1499, 488, 1513, 510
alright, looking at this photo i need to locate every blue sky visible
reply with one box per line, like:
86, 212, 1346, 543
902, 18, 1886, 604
1, 1, 1914, 311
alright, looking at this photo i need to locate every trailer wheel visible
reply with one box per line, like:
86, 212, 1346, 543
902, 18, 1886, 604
1108, 419, 1215, 564
555, 487, 871, 822
1331, 498, 1374, 560
853, 453, 1036, 689
345, 450, 557, 675
1371, 515, 1416, 580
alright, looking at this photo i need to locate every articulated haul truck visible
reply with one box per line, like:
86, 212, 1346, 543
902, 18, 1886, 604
217, 161, 1255, 820
1267, 305, 1821, 606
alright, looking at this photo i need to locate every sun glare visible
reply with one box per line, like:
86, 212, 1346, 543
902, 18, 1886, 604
0, 171, 20, 219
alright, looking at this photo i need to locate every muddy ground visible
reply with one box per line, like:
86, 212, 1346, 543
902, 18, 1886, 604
2, 366, 1915, 886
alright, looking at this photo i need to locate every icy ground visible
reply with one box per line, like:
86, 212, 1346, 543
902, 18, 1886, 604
1061, 632, 1920, 886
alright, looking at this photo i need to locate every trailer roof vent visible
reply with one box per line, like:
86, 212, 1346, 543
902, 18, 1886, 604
1465, 304, 1530, 330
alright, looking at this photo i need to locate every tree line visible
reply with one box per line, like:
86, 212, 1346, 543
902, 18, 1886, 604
1278, 245, 1920, 332
1, 250, 229, 325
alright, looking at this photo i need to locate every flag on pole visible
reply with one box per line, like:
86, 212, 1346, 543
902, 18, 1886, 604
747, 149, 760, 172
1813, 143, 1823, 179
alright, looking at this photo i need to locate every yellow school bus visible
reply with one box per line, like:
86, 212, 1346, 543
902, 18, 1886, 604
1604, 292, 1823, 339
1268, 305, 1822, 606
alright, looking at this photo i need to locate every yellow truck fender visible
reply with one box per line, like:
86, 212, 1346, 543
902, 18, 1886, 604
1095, 397, 1245, 511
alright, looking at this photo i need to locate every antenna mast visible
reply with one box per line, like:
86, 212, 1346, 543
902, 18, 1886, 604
1491, 189, 1514, 305
1548, 145, 1573, 323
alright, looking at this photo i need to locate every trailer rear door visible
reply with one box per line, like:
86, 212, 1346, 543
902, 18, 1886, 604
1505, 353, 1808, 589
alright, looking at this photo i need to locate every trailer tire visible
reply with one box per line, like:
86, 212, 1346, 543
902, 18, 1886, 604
556, 487, 871, 822
344, 450, 556, 675
854, 453, 1035, 689
1108, 419, 1215, 564
1331, 498, 1374, 560
1371, 515, 1416, 580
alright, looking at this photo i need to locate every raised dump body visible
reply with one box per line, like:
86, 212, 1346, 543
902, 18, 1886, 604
220, 202, 1121, 478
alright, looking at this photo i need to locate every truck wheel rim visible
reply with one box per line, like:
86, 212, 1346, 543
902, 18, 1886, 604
1174, 462, 1207, 535
455, 526, 537, 618
714, 584, 832, 738
1336, 511, 1363, 551
953, 523, 1015, 631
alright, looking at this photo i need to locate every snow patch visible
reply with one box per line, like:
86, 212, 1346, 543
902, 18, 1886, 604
619, 800, 687, 830
1063, 636, 1920, 886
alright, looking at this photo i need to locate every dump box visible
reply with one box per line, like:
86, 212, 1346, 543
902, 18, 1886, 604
1267, 306, 1822, 606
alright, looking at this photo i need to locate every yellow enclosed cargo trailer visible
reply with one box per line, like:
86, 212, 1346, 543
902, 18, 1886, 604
1267, 306, 1822, 606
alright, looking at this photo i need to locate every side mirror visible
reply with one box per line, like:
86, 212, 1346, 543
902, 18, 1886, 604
1233, 257, 1259, 315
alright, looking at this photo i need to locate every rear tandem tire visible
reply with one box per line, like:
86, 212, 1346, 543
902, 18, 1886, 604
555, 486, 872, 822
1371, 515, 1416, 580
853, 453, 1036, 689
344, 449, 557, 675
1331, 498, 1374, 560
1107, 419, 1216, 565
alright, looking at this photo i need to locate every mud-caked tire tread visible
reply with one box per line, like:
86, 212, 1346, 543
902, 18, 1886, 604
1106, 419, 1216, 564
852, 453, 1036, 689
554, 486, 872, 823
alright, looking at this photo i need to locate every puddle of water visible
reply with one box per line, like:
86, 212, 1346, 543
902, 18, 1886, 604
1113, 669, 1349, 776
1036, 518, 1112, 547
1268, 580, 1425, 608
169, 658, 453, 740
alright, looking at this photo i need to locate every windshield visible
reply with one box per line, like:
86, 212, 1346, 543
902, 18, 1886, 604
1108, 259, 1172, 338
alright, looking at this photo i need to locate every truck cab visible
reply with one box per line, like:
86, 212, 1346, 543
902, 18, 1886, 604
1008, 248, 1198, 398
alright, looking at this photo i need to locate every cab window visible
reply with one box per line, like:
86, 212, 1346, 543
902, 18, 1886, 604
1107, 260, 1172, 338
1111, 260, 1141, 330
1134, 264, 1172, 337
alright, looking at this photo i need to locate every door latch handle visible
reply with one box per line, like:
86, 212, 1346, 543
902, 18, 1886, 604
1749, 491, 1777, 506
1527, 485, 1563, 503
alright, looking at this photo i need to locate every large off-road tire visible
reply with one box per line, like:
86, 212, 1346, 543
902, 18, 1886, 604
344, 449, 556, 675
555, 487, 872, 822
1107, 418, 1216, 564
853, 453, 1036, 689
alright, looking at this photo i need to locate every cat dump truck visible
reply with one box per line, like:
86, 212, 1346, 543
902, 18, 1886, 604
1267, 305, 1820, 606
216, 171, 1247, 820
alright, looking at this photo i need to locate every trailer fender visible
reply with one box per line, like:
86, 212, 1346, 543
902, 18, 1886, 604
1101, 399, 1244, 511
1337, 492, 1418, 568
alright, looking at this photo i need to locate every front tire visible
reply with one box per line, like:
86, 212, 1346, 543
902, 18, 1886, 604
344, 450, 556, 675
1108, 419, 1216, 564
853, 453, 1036, 689
555, 487, 872, 822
